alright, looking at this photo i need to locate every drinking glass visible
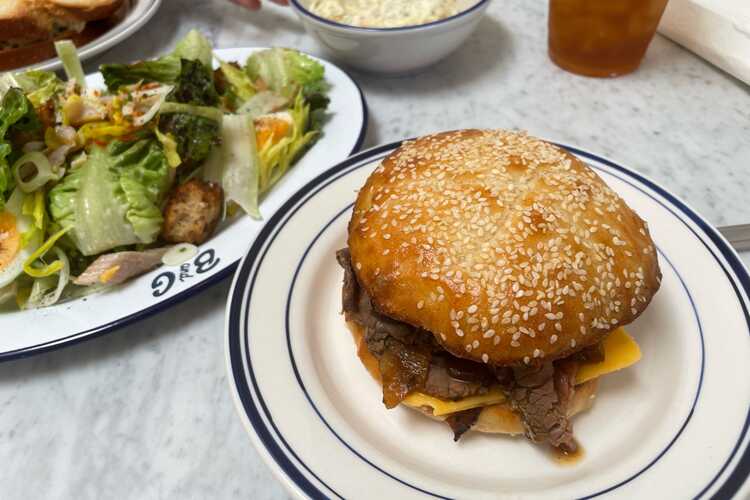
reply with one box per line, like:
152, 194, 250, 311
548, 0, 669, 77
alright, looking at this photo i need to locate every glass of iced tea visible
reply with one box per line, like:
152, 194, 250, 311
548, 0, 669, 77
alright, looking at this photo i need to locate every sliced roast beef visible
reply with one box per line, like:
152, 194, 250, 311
424, 356, 493, 400
445, 407, 483, 441
509, 363, 577, 453
379, 337, 431, 408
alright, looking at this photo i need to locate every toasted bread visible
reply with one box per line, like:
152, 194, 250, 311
0, 0, 85, 43
0, 0, 125, 71
0, 22, 111, 71
48, 0, 125, 22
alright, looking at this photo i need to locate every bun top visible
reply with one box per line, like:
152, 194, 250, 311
347, 129, 661, 366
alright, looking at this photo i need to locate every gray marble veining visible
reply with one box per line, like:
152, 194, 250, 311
0, 0, 747, 498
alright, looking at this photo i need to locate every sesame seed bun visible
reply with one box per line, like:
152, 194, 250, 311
347, 129, 661, 366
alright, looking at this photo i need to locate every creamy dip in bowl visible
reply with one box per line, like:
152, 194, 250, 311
307, 0, 461, 28
291, 0, 491, 74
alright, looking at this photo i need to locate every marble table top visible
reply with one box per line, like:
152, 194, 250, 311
0, 0, 748, 498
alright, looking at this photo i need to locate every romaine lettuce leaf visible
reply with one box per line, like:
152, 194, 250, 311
0, 88, 41, 210
101, 30, 214, 91
217, 59, 256, 108
0, 157, 10, 212
13, 70, 64, 107
101, 55, 182, 91
158, 113, 220, 170
54, 40, 86, 88
168, 59, 219, 107
172, 29, 214, 69
244, 48, 327, 99
156, 58, 222, 170
49, 140, 171, 255
0, 88, 40, 137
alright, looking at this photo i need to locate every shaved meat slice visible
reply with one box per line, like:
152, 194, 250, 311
380, 337, 430, 408
424, 357, 491, 400
73, 248, 169, 286
445, 407, 482, 441
509, 363, 577, 453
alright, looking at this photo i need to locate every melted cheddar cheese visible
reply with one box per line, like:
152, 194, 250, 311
403, 388, 506, 417
575, 327, 641, 384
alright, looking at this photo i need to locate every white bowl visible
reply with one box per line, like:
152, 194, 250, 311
290, 0, 491, 75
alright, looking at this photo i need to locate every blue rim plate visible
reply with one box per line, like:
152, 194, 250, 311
225, 138, 750, 499
0, 47, 367, 362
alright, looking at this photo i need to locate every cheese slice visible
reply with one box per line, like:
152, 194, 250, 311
575, 328, 641, 384
402, 328, 641, 416
403, 388, 506, 417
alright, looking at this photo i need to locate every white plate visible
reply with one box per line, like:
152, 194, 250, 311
0, 47, 367, 360
225, 140, 750, 499
21, 0, 162, 73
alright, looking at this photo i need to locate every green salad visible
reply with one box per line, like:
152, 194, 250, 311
0, 30, 330, 309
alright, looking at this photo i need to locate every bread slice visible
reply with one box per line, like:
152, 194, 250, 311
0, 25, 107, 71
48, 0, 125, 22
0, 0, 125, 70
0, 0, 85, 44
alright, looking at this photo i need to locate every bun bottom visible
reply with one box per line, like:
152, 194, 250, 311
347, 321, 598, 436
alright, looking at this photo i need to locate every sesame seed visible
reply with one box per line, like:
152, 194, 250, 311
482, 353, 489, 363
468, 304, 478, 314
417, 301, 424, 309
550, 335, 558, 344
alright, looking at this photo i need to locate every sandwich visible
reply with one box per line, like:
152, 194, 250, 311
0, 0, 125, 71
336, 129, 661, 453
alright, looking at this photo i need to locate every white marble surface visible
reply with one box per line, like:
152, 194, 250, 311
1, 0, 748, 499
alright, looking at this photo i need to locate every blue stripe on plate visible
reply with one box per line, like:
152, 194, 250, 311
228, 140, 750, 499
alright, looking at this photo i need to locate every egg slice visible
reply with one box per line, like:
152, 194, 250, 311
0, 197, 40, 289
254, 111, 293, 149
